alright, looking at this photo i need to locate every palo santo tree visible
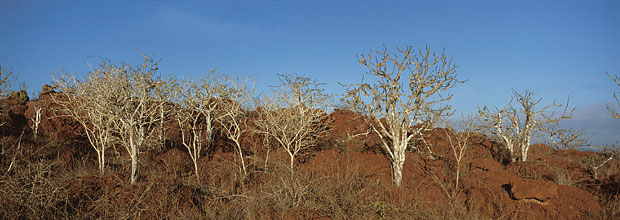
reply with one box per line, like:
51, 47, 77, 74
546, 127, 590, 150
478, 90, 572, 162
255, 74, 331, 171
215, 75, 254, 176
173, 71, 236, 183
109, 54, 174, 184
342, 45, 464, 186
53, 61, 123, 175
443, 116, 475, 199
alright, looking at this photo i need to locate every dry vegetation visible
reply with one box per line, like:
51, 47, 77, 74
0, 51, 618, 219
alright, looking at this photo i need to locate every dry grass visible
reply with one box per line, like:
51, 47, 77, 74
2, 131, 615, 219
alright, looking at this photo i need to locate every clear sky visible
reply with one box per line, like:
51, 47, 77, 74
1, 0, 619, 145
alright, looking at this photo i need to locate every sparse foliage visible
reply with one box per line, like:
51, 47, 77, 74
255, 74, 331, 171
478, 90, 572, 162
342, 45, 464, 186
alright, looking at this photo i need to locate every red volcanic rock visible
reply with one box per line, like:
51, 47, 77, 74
509, 178, 558, 202
554, 149, 599, 161
555, 185, 601, 218
326, 109, 381, 152
24, 89, 82, 140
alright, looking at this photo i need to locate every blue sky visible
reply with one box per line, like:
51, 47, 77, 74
1, 0, 619, 145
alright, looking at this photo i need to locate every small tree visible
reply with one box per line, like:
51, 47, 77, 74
478, 90, 572, 162
590, 72, 620, 178
154, 74, 177, 151
28, 101, 43, 141
255, 74, 331, 171
342, 45, 464, 186
173, 71, 233, 183
215, 76, 254, 176
546, 127, 590, 150
53, 62, 121, 175
444, 116, 474, 199
108, 54, 173, 184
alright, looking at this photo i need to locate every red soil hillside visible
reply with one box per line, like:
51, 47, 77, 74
0, 88, 617, 219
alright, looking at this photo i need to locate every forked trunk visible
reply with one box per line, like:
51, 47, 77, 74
97, 150, 105, 175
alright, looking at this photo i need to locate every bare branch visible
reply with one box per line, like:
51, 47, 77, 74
255, 74, 331, 171
607, 72, 620, 119
342, 45, 464, 186
478, 90, 573, 162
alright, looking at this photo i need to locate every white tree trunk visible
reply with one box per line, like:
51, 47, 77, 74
234, 140, 247, 175
264, 148, 270, 173
391, 141, 407, 186
193, 158, 200, 183
391, 155, 405, 186
130, 135, 138, 185
98, 150, 105, 175
289, 151, 295, 171
33, 107, 41, 141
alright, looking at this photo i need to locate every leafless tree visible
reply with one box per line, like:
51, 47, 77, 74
546, 127, 590, 150
153, 74, 177, 151
342, 45, 464, 186
444, 116, 474, 199
589, 72, 620, 178
215, 75, 254, 176
478, 90, 572, 162
255, 74, 331, 171
28, 101, 43, 141
172, 71, 234, 183
53, 62, 122, 175
107, 54, 173, 184
607, 72, 620, 119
